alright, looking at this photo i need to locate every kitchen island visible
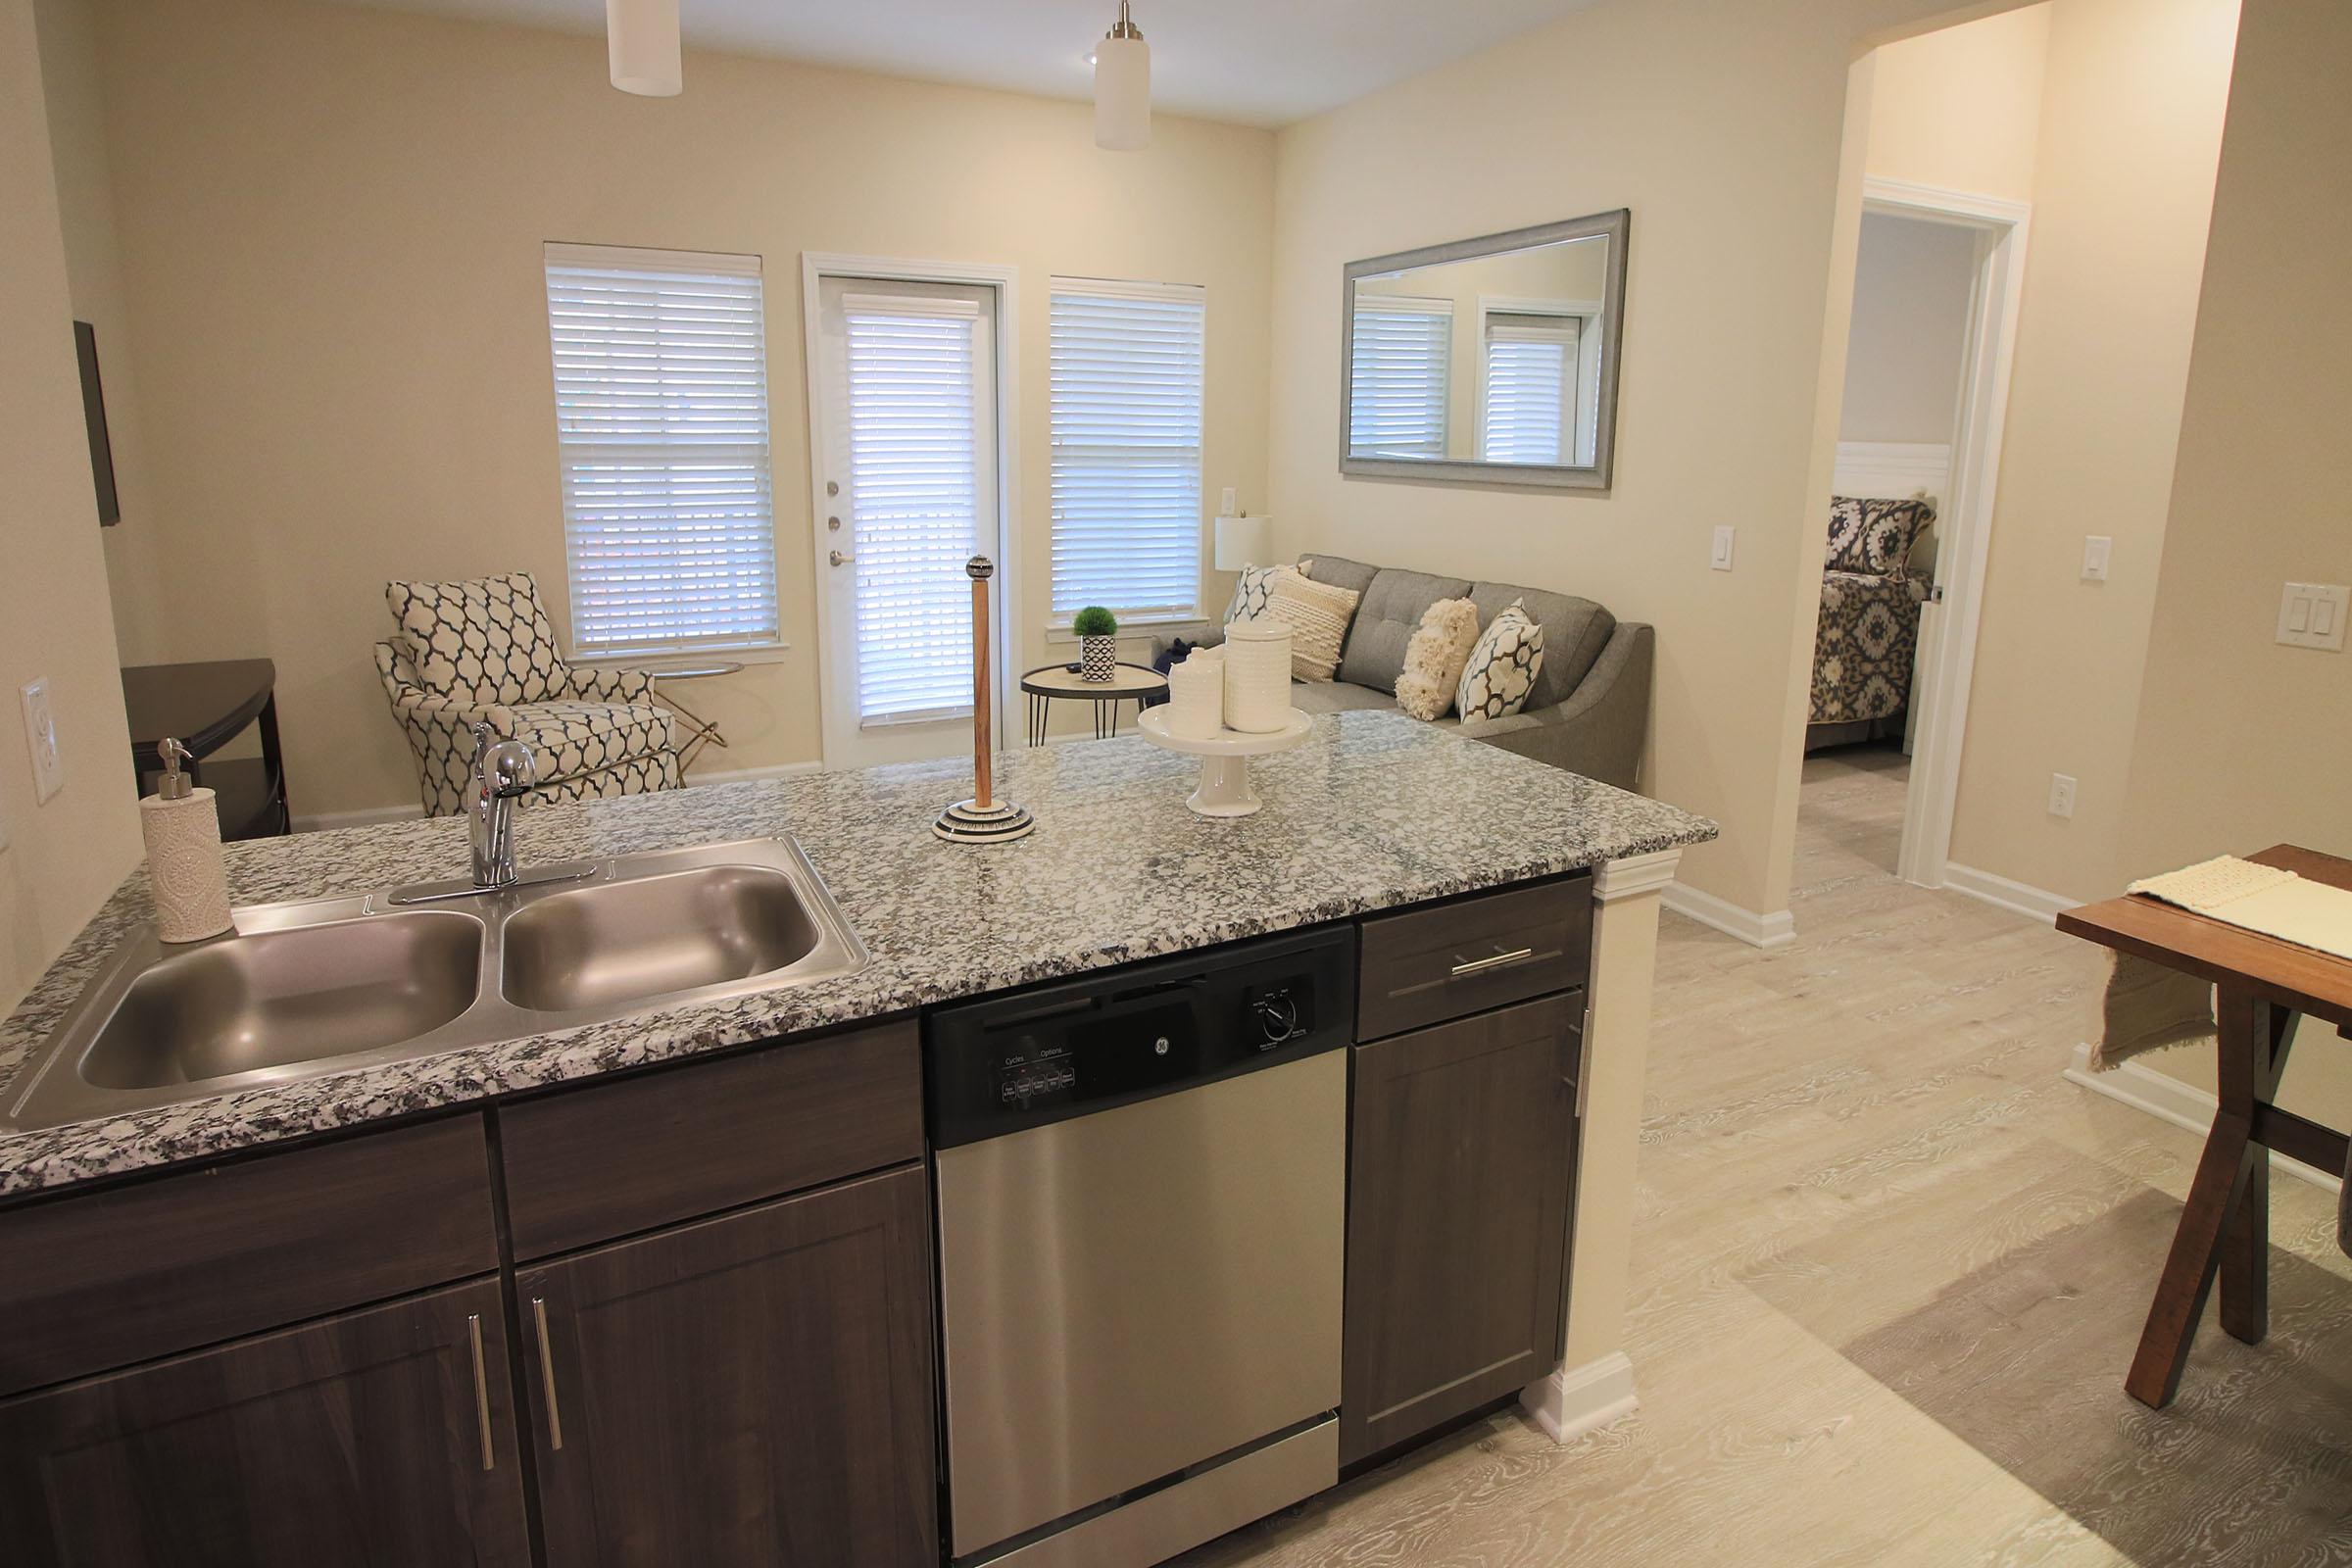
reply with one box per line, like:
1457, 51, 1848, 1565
0, 710, 1714, 1565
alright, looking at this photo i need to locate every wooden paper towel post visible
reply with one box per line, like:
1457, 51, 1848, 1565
934, 557, 1035, 844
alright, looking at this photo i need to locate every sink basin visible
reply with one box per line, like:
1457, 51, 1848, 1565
502, 865, 826, 1013
5, 837, 867, 1133
78, 911, 482, 1090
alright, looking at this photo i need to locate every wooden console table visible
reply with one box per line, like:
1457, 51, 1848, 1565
121, 659, 289, 840
2056, 844, 2352, 1408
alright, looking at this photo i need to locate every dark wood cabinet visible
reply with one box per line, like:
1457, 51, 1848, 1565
518, 1164, 939, 1567
1357, 876, 1592, 1041
0, 1277, 531, 1567
1341, 993, 1580, 1466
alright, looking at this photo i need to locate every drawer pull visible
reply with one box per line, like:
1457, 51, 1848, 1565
532, 1297, 565, 1450
1450, 947, 1536, 979
466, 1313, 495, 1471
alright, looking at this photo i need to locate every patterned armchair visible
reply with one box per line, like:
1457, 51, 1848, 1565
374, 572, 680, 817
1809, 496, 1935, 728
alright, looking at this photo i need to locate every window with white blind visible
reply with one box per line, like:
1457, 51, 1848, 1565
1049, 280, 1206, 623
1481, 314, 1581, 466
1348, 296, 1451, 460
543, 242, 778, 658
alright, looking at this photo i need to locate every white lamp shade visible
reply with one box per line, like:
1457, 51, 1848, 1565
1094, 34, 1151, 151
1214, 514, 1271, 571
608, 0, 682, 97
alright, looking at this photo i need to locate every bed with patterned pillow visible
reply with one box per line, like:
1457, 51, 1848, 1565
1808, 496, 1935, 744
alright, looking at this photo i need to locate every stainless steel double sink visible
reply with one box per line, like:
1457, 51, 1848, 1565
4, 838, 867, 1132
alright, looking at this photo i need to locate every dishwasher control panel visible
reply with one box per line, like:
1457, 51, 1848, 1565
925, 925, 1355, 1149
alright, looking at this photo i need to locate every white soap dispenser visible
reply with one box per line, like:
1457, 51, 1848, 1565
140, 737, 234, 943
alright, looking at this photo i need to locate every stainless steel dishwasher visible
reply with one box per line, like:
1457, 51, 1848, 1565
927, 925, 1354, 1568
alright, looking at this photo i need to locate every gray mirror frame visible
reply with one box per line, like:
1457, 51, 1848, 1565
1340, 208, 1629, 492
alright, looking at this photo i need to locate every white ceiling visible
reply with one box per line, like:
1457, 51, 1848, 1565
323, 0, 1605, 127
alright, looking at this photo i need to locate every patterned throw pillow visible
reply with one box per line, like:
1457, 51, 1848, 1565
385, 571, 566, 706
1394, 598, 1481, 721
1262, 566, 1361, 682
1826, 496, 1935, 576
1224, 564, 1283, 624
1454, 601, 1546, 721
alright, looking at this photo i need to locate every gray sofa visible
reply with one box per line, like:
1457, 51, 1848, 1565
1196, 554, 1652, 791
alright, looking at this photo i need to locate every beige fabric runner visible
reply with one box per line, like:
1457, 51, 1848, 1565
2129, 855, 2352, 963
2092, 952, 2214, 1071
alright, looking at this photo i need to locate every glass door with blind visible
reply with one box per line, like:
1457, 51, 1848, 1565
811, 276, 1003, 768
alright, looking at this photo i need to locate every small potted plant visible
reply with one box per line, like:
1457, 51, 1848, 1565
1073, 606, 1119, 683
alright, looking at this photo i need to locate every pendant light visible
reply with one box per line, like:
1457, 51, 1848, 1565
1093, 0, 1151, 151
608, 0, 682, 97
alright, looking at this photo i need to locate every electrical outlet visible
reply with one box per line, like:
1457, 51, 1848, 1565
2276, 582, 2348, 651
1711, 525, 1736, 571
2048, 772, 2077, 819
1220, 487, 1238, 515
21, 678, 63, 804
2081, 535, 2112, 582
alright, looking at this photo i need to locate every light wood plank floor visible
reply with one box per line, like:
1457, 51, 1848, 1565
1181, 746, 2352, 1567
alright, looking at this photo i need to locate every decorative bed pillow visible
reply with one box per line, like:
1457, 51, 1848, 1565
384, 571, 565, 705
1394, 598, 1481, 721
1826, 496, 1935, 576
1455, 601, 1546, 721
1262, 566, 1361, 682
1224, 564, 1283, 624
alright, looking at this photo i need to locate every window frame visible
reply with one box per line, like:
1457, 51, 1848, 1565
1475, 294, 1604, 471
1046, 275, 1209, 631
542, 241, 784, 664
1347, 293, 1453, 462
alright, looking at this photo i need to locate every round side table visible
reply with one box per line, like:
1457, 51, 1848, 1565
1019, 662, 1169, 745
644, 662, 745, 774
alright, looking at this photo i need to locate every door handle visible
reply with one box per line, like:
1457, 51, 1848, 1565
466, 1313, 495, 1472
531, 1297, 565, 1450
830, 549, 856, 567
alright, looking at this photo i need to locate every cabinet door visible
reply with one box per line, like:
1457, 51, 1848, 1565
1342, 993, 1578, 1466
520, 1164, 938, 1567
0, 1278, 531, 1568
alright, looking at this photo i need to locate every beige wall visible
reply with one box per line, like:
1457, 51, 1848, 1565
1864, 1, 2050, 203
0, 0, 143, 1012
2120, 0, 2352, 1127
1936, 0, 2239, 902
1839, 211, 1977, 445
74, 0, 1274, 819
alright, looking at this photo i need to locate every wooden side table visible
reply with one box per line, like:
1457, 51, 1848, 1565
644, 662, 744, 774
121, 659, 288, 840
1019, 662, 1168, 745
2057, 844, 2352, 1408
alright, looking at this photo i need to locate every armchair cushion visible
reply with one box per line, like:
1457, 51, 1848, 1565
1826, 496, 1935, 575
385, 571, 567, 706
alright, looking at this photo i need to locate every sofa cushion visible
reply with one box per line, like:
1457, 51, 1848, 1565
386, 571, 566, 706
1338, 568, 1475, 695
1287, 679, 1398, 715
1298, 554, 1381, 601
1468, 582, 1613, 710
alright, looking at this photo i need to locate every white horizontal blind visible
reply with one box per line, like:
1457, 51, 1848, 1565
545, 243, 778, 657
845, 297, 979, 723
1482, 314, 1579, 466
1348, 297, 1450, 459
1049, 280, 1206, 620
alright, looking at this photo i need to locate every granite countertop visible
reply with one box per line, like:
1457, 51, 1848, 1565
0, 710, 1716, 1196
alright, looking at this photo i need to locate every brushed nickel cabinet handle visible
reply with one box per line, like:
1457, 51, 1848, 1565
1449, 946, 1535, 979
466, 1313, 495, 1472
531, 1297, 565, 1451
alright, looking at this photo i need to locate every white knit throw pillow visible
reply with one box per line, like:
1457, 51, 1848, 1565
1262, 566, 1360, 682
1395, 598, 1481, 720
1455, 601, 1546, 721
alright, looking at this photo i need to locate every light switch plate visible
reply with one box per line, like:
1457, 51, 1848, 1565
2276, 582, 2348, 651
1711, 525, 1736, 571
1220, 487, 1238, 515
2081, 535, 2112, 582
22, 678, 64, 804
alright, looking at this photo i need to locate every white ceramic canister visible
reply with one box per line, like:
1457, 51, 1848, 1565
1166, 650, 1225, 740
1221, 618, 1293, 734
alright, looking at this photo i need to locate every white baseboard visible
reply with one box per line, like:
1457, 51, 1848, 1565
292, 759, 825, 833
1942, 861, 2073, 926
1521, 1350, 1639, 1444
2063, 1041, 2342, 1194
1661, 883, 1796, 950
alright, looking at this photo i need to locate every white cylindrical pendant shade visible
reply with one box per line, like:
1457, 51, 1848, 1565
608, 0, 682, 97
1094, 34, 1151, 150
1214, 514, 1270, 571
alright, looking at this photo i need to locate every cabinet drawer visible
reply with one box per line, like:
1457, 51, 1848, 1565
0, 1115, 498, 1397
1356, 876, 1591, 1041
500, 1019, 922, 1259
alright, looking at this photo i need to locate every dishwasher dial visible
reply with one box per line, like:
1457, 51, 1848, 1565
1250, 990, 1299, 1047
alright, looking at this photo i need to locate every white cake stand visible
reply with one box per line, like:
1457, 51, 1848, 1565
1137, 707, 1312, 817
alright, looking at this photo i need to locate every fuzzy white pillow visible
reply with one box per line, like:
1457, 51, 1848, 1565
1395, 598, 1481, 721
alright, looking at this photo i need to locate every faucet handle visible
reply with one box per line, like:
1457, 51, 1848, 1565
468, 721, 538, 796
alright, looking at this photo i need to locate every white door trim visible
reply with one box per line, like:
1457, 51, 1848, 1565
800, 253, 1021, 770
1852, 178, 2033, 890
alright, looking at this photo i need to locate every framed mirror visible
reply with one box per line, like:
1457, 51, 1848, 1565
1341, 209, 1628, 491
